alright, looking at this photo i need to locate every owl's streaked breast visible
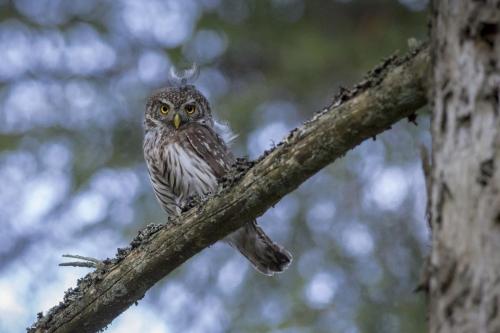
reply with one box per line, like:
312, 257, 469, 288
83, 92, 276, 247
164, 142, 218, 200
144, 129, 218, 213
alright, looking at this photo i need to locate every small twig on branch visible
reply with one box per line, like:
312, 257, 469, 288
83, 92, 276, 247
28, 44, 430, 333
59, 255, 106, 269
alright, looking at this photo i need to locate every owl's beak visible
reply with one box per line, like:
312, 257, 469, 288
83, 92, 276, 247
173, 113, 181, 129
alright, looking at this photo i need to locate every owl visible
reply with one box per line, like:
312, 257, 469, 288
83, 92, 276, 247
143, 84, 292, 275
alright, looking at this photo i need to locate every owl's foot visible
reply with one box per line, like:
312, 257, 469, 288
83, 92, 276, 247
59, 254, 107, 270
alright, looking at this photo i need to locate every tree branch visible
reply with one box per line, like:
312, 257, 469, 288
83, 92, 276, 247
29, 45, 430, 333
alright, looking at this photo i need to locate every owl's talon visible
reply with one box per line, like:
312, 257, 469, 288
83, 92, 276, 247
59, 254, 106, 270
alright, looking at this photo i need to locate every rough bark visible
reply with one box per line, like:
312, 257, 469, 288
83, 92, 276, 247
28, 45, 430, 333
429, 1, 500, 332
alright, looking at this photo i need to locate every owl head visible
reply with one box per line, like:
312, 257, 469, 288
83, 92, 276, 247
144, 85, 212, 131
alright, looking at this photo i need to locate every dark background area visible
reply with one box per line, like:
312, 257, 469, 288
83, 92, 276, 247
0, 1, 429, 332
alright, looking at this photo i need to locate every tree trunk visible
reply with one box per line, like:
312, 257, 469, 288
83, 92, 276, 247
430, 1, 500, 332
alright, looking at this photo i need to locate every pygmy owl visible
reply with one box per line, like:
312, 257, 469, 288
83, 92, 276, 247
143, 84, 292, 275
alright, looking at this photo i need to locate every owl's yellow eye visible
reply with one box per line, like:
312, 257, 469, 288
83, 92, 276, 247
160, 105, 170, 114
185, 104, 196, 114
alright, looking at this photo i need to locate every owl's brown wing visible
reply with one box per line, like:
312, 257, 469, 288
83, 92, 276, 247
181, 124, 292, 275
180, 123, 234, 179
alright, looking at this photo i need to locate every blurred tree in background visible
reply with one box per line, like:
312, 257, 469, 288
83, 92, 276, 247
0, 1, 429, 332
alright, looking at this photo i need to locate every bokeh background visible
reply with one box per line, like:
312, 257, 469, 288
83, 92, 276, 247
0, 0, 430, 332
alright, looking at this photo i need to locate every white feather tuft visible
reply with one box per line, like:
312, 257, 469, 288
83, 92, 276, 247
169, 63, 199, 85
214, 119, 238, 145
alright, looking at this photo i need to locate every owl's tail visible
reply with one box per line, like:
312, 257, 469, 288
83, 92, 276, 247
226, 221, 292, 276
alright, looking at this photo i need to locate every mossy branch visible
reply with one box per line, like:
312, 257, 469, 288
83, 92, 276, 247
29, 45, 430, 333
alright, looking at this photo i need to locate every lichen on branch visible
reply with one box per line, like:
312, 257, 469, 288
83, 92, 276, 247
28, 44, 430, 333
